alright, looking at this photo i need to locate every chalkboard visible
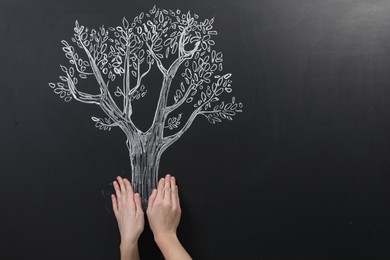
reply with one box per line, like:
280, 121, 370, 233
2, 0, 390, 259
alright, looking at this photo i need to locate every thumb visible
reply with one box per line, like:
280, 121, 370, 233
147, 189, 158, 212
134, 193, 143, 215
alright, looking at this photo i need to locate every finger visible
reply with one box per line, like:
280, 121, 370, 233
171, 176, 178, 207
123, 178, 135, 208
156, 177, 165, 201
113, 181, 122, 209
117, 176, 126, 193
134, 193, 143, 215
111, 194, 119, 217
123, 178, 134, 195
113, 180, 121, 200
174, 185, 180, 208
123, 178, 130, 191
147, 189, 158, 211
172, 177, 180, 208
171, 175, 176, 191
164, 174, 171, 202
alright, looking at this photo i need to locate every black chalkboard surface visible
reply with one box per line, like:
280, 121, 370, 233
2, 0, 390, 259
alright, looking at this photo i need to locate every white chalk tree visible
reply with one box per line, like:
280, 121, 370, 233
49, 6, 243, 206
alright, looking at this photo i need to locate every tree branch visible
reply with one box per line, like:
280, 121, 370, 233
92, 117, 120, 130
70, 54, 94, 76
178, 26, 188, 57
77, 38, 107, 93
147, 75, 173, 137
146, 42, 167, 75
162, 107, 202, 151
147, 22, 200, 138
160, 41, 201, 122
162, 85, 219, 149
129, 54, 152, 97
161, 41, 200, 113
123, 46, 132, 118
66, 73, 101, 105
148, 37, 200, 138
168, 41, 200, 78
76, 34, 140, 133
199, 109, 222, 115
165, 84, 195, 114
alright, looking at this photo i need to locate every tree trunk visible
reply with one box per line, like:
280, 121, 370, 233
126, 138, 162, 209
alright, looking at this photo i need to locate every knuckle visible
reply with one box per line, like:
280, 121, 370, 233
162, 200, 171, 207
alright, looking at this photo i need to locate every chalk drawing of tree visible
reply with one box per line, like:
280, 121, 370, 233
49, 6, 243, 206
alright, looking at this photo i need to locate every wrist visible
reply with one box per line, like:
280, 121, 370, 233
154, 232, 178, 245
120, 242, 139, 260
154, 232, 191, 260
120, 238, 138, 249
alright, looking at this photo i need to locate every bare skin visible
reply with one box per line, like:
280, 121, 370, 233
112, 176, 144, 260
147, 174, 192, 260
111, 174, 191, 260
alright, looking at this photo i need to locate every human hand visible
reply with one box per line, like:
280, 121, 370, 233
146, 174, 191, 260
146, 174, 181, 241
112, 176, 144, 246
